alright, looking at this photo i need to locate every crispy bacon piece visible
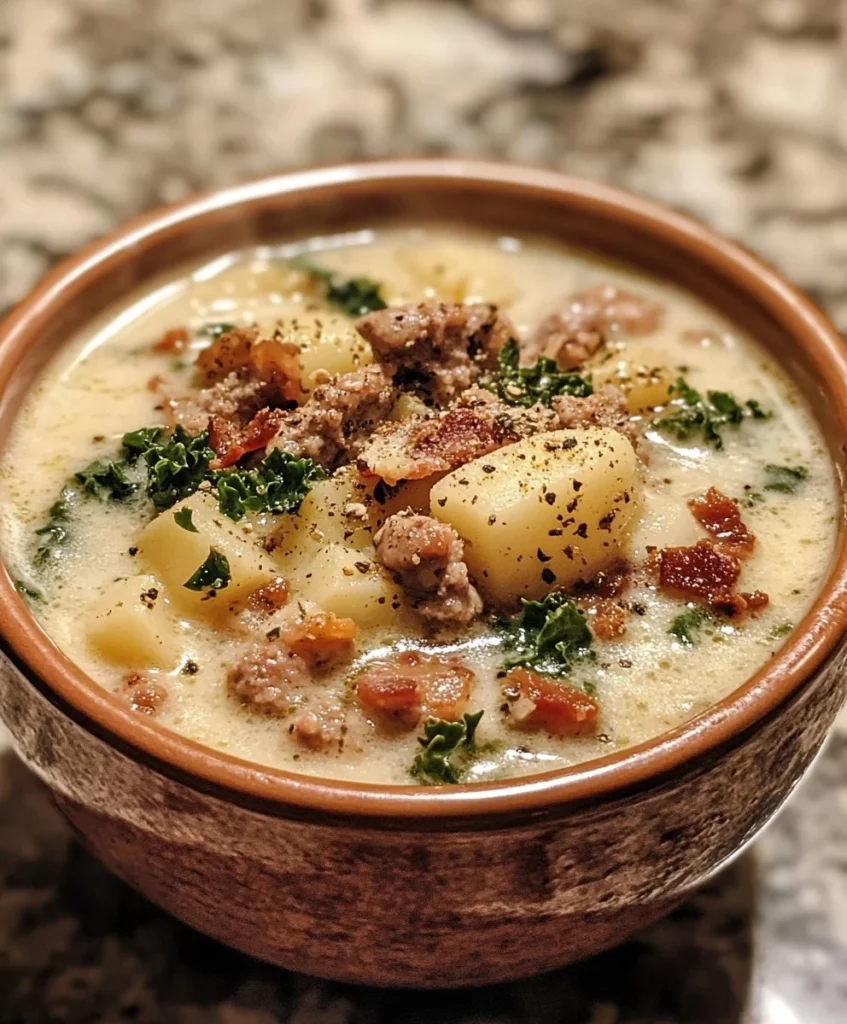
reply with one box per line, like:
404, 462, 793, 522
209, 407, 288, 468
658, 539, 741, 602
503, 668, 598, 734
152, 327, 189, 353
122, 673, 167, 716
359, 403, 515, 484
586, 599, 628, 641
689, 487, 755, 557
711, 589, 770, 617
283, 611, 357, 667
146, 374, 165, 393
355, 651, 475, 729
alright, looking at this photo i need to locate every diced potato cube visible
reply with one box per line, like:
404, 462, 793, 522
288, 542, 411, 630
275, 313, 374, 396
594, 346, 674, 413
137, 491, 277, 613
430, 429, 638, 604
86, 574, 180, 669
399, 242, 519, 306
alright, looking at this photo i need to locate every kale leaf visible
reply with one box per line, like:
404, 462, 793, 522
300, 262, 387, 317
173, 506, 198, 532
486, 339, 593, 408
410, 711, 484, 785
669, 606, 715, 646
74, 458, 137, 501
124, 425, 215, 511
184, 547, 231, 591
33, 490, 75, 566
654, 377, 771, 450
214, 449, 325, 521
763, 464, 808, 494
499, 592, 593, 677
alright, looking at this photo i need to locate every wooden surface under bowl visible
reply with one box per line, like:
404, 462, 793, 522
1, 161, 846, 986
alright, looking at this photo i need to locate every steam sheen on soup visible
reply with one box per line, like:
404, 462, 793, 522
0, 228, 837, 784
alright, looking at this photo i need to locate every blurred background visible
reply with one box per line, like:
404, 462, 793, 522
1, 0, 847, 1021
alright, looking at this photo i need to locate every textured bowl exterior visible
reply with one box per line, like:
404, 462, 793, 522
2, 639, 845, 987
1, 162, 846, 986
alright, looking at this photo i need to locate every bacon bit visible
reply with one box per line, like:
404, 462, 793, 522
246, 577, 290, 614
711, 589, 770, 617
658, 539, 740, 602
359, 405, 515, 484
146, 374, 165, 393
284, 611, 357, 667
355, 651, 475, 729
152, 327, 189, 353
575, 559, 631, 599
586, 599, 627, 641
122, 673, 167, 715
657, 539, 768, 618
209, 407, 288, 468
503, 667, 598, 735
689, 487, 755, 557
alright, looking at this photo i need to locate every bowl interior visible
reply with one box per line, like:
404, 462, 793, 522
1, 161, 846, 823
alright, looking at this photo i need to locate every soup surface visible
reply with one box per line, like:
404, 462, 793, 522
0, 227, 838, 784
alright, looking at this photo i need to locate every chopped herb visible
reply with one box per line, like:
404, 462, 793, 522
74, 458, 136, 501
763, 464, 808, 494
33, 490, 75, 565
487, 339, 593, 408
654, 377, 771, 449
768, 621, 794, 641
410, 711, 484, 785
669, 606, 715, 646
299, 262, 387, 316
198, 322, 237, 340
184, 547, 231, 591
122, 427, 165, 461
173, 506, 198, 532
14, 579, 42, 601
214, 449, 324, 521
499, 592, 593, 677
124, 425, 215, 511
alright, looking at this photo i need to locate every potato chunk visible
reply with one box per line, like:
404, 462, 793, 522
138, 491, 276, 612
288, 542, 410, 630
276, 312, 374, 396
430, 429, 638, 604
86, 574, 179, 670
399, 242, 518, 306
594, 346, 674, 413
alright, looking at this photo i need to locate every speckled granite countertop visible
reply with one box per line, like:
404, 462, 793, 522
2, 0, 847, 1020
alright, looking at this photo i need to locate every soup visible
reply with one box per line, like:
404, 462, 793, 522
0, 228, 837, 785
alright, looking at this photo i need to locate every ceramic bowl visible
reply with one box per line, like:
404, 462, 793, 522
1, 161, 846, 988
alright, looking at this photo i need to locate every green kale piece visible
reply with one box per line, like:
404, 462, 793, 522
669, 606, 715, 646
410, 711, 484, 785
499, 592, 593, 677
124, 425, 215, 511
184, 547, 231, 591
763, 464, 808, 494
33, 490, 75, 566
300, 262, 387, 317
654, 377, 771, 450
486, 339, 593, 408
214, 449, 324, 521
74, 459, 136, 501
173, 506, 198, 532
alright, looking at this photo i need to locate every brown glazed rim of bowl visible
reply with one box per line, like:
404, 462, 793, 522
1, 159, 846, 825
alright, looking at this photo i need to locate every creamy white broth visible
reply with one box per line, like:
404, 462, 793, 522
0, 226, 838, 784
